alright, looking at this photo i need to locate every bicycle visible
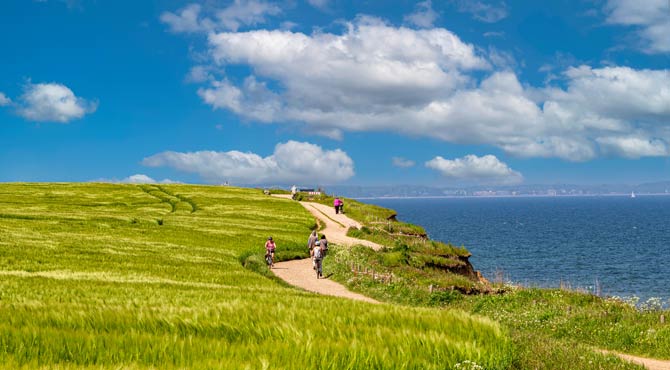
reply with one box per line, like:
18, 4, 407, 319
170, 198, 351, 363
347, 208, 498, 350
265, 250, 274, 268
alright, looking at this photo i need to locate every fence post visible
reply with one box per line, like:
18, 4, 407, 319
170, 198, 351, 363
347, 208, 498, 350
429, 284, 434, 293
661, 314, 666, 324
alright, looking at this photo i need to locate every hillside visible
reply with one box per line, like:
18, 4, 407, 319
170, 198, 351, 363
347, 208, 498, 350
0, 183, 511, 369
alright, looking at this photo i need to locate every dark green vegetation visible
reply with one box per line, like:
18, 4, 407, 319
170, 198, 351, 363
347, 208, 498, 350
314, 195, 485, 296
0, 183, 512, 369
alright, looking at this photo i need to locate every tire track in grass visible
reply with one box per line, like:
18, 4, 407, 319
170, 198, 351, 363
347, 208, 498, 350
139, 185, 198, 214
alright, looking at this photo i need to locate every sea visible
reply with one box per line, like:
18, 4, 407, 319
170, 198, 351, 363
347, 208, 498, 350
366, 195, 670, 302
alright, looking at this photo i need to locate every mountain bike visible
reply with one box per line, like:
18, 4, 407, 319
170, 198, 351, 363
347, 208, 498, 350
265, 250, 274, 268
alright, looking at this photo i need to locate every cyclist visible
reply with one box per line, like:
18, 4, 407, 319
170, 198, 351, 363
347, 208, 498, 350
265, 237, 276, 268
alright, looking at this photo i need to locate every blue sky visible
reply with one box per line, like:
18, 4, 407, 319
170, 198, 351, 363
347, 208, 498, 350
1, 0, 668, 187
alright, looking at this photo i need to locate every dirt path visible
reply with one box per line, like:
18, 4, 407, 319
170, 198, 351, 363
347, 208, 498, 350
600, 350, 670, 370
269, 194, 380, 303
270, 258, 378, 304
298, 201, 384, 250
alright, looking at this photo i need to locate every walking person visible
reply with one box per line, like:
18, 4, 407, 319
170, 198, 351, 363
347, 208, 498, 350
314, 234, 329, 278
313, 240, 323, 278
319, 235, 328, 258
307, 230, 318, 270
334, 197, 342, 214
265, 237, 276, 268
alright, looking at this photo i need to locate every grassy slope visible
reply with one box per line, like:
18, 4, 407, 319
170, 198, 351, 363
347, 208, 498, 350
0, 183, 511, 369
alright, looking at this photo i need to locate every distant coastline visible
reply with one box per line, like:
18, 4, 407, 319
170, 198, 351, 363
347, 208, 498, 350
354, 193, 670, 200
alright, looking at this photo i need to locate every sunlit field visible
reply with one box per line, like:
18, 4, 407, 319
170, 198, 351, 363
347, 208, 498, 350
0, 183, 512, 369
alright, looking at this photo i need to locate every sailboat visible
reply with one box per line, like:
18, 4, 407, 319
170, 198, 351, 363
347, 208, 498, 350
631, 191, 636, 198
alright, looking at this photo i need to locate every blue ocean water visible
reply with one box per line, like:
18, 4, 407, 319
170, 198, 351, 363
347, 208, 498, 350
367, 196, 670, 301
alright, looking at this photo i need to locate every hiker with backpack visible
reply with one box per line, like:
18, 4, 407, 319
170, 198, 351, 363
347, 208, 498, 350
314, 235, 328, 278
307, 230, 318, 270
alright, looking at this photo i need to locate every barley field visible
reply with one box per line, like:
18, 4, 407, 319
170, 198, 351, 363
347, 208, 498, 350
0, 183, 512, 369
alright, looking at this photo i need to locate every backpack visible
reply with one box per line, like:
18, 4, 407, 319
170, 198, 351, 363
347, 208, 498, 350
313, 246, 323, 259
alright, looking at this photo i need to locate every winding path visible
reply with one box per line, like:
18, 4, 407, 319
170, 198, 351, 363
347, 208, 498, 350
269, 194, 670, 369
270, 194, 380, 303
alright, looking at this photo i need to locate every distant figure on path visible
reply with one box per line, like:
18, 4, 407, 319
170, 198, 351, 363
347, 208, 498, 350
319, 234, 328, 259
314, 235, 328, 278
334, 197, 343, 214
265, 237, 276, 268
307, 230, 318, 270
313, 240, 322, 277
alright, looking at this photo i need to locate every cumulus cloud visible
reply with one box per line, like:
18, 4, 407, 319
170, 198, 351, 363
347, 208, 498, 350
0, 92, 11, 106
16, 82, 97, 123
200, 16, 488, 135
142, 141, 354, 184
452, 0, 508, 23
426, 154, 523, 184
93, 174, 178, 184
392, 157, 416, 168
161, 1, 280, 33
121, 174, 160, 184
596, 136, 668, 158
605, 0, 670, 53
404, 0, 439, 28
160, 3, 211, 33
172, 15, 669, 161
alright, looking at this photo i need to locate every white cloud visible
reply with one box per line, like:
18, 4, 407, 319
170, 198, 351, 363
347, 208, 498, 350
307, 0, 329, 11
596, 136, 668, 158
453, 0, 508, 23
392, 157, 416, 168
0, 92, 11, 106
178, 16, 670, 161
17, 82, 97, 123
605, 0, 670, 53
142, 141, 354, 184
93, 174, 178, 184
404, 0, 439, 28
216, 0, 281, 31
160, 3, 211, 33
161, 1, 280, 33
122, 174, 157, 184
426, 154, 523, 184
202, 16, 489, 135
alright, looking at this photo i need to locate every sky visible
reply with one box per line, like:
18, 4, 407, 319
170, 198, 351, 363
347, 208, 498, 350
0, 0, 669, 187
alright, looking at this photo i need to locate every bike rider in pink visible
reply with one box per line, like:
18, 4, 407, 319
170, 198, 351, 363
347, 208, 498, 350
334, 197, 343, 214
265, 237, 276, 268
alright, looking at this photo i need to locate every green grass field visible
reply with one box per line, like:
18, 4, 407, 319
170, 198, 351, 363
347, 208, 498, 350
0, 183, 512, 369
